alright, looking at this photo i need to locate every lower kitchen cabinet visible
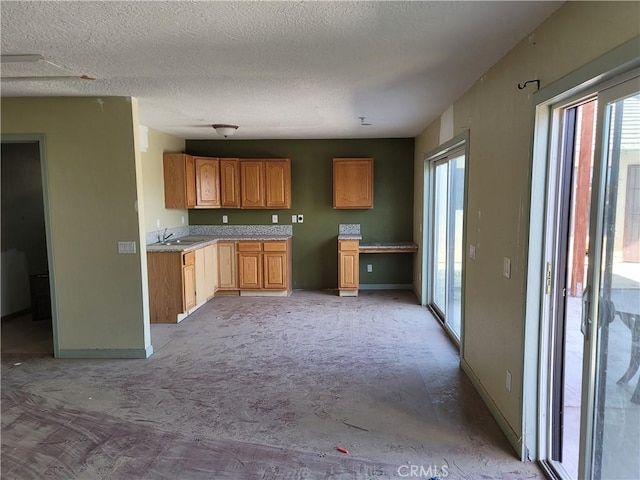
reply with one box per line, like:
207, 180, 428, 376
217, 241, 238, 291
148, 250, 197, 323
237, 239, 291, 294
338, 239, 359, 296
183, 251, 196, 311
195, 244, 217, 305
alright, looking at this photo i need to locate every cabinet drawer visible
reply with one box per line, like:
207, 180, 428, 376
263, 241, 287, 252
237, 241, 263, 252
339, 240, 359, 252
183, 251, 195, 266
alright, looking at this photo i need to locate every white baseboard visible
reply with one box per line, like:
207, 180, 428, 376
460, 358, 524, 460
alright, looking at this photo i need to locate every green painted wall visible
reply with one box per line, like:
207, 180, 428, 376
186, 138, 415, 290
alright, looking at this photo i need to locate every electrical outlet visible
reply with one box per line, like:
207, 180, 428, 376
181, 216, 185, 225
506, 370, 512, 392
222, 215, 228, 224
272, 214, 278, 224
469, 244, 476, 260
367, 264, 373, 273
503, 257, 511, 278
291, 215, 297, 223
156, 219, 161, 229
297, 214, 304, 223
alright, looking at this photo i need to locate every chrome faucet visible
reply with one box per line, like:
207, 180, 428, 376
159, 228, 174, 243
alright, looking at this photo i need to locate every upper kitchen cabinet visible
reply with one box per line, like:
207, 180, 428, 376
194, 157, 220, 208
163, 153, 196, 209
220, 158, 240, 208
333, 158, 374, 209
240, 159, 291, 209
240, 160, 265, 208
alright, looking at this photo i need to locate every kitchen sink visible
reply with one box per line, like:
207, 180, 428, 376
157, 239, 200, 246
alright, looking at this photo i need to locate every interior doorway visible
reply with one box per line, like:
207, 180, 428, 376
1, 140, 54, 355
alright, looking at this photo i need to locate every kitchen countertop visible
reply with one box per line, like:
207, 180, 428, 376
337, 234, 363, 241
146, 235, 292, 253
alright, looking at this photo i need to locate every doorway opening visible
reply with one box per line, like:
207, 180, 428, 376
1, 140, 54, 355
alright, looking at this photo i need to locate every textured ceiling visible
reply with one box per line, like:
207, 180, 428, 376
1, 1, 563, 140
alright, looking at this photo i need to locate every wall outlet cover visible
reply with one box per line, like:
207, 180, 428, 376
222, 215, 228, 224
291, 215, 297, 223
272, 214, 278, 224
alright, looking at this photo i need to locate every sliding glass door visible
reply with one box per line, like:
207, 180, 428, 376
430, 149, 465, 341
541, 74, 639, 480
581, 77, 640, 480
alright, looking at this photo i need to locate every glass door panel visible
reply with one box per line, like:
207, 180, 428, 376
430, 151, 465, 341
433, 162, 448, 313
586, 84, 640, 480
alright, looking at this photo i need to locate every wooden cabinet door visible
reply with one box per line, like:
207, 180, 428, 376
217, 242, 237, 289
204, 244, 217, 296
163, 153, 196, 209
185, 155, 197, 208
238, 252, 262, 289
195, 157, 220, 207
220, 158, 240, 208
182, 251, 196, 311
339, 251, 359, 289
194, 247, 207, 306
265, 159, 291, 209
333, 158, 374, 209
263, 252, 287, 289
240, 160, 265, 208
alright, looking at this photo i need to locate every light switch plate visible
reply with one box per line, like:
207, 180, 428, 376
503, 256, 511, 278
118, 241, 136, 254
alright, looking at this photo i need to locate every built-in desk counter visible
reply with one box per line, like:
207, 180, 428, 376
337, 238, 418, 296
359, 241, 418, 254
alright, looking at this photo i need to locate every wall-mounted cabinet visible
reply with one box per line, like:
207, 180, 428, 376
163, 154, 290, 210
333, 158, 374, 209
163, 153, 196, 209
194, 157, 220, 208
240, 159, 291, 209
220, 158, 240, 208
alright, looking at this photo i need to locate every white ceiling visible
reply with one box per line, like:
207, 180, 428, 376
1, 1, 563, 140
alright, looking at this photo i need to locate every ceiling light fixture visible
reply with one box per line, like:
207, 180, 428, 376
212, 124, 239, 138
359, 116, 372, 126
